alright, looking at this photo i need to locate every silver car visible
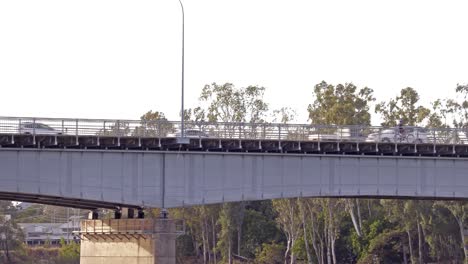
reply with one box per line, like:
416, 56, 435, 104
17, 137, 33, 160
19, 122, 61, 135
366, 127, 428, 143
168, 129, 210, 138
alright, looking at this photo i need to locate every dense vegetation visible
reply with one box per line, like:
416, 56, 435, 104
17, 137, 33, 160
165, 81, 468, 264
1, 81, 468, 263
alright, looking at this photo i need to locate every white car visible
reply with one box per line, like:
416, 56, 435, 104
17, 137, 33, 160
167, 129, 210, 138
366, 127, 428, 143
19, 122, 62, 135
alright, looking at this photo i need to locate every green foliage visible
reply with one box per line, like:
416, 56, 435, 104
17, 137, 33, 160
455, 83, 468, 127
291, 236, 307, 260
364, 229, 404, 263
242, 208, 282, 258
307, 81, 375, 125
133, 110, 174, 136
199, 82, 269, 123
176, 234, 195, 257
254, 242, 285, 264
14, 204, 48, 223
57, 238, 80, 264
216, 203, 237, 262
375, 87, 430, 126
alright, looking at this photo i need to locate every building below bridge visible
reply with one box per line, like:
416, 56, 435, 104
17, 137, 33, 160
18, 216, 82, 246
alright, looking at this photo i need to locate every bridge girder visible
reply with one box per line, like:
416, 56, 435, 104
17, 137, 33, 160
0, 148, 467, 209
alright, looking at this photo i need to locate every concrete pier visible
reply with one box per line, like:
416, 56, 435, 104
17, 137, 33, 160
79, 218, 181, 264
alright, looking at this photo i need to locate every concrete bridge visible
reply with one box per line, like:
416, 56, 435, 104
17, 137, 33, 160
1, 147, 467, 211
2, 117, 468, 264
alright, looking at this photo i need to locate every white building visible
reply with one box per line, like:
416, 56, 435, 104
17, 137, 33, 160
18, 216, 82, 246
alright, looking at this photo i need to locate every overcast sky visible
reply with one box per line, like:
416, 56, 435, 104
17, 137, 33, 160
1, 0, 467, 125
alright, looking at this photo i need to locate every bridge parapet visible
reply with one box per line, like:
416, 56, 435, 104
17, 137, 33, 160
1, 116, 467, 144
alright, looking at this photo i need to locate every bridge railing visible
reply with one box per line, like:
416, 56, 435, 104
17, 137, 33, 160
1, 116, 468, 144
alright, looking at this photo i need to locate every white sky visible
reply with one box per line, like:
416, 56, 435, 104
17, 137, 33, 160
1, 0, 467, 125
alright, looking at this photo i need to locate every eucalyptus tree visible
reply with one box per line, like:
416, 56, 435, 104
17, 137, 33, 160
134, 110, 173, 137
374, 87, 430, 126
197, 82, 270, 261
307, 81, 374, 126
272, 199, 302, 264
307, 81, 375, 240
436, 201, 468, 262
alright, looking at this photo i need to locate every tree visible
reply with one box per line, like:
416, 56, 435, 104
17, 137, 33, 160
198, 82, 270, 261
217, 203, 237, 264
0, 201, 25, 264
437, 201, 468, 262
133, 110, 173, 137
307, 81, 374, 126
200, 83, 268, 124
307, 81, 375, 240
97, 120, 131, 136
255, 242, 285, 264
272, 199, 302, 264
199, 82, 269, 138
455, 83, 468, 128
242, 202, 283, 258
58, 238, 80, 264
272, 107, 297, 124
375, 87, 430, 126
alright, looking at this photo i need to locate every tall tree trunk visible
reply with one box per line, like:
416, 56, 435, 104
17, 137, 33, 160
300, 200, 313, 264
356, 199, 362, 231
325, 207, 332, 264
326, 230, 332, 264
205, 218, 210, 264
4, 232, 11, 263
290, 238, 296, 264
237, 201, 246, 256
331, 236, 337, 264
290, 233, 296, 264
328, 200, 337, 264
309, 212, 320, 264
346, 199, 362, 237
419, 214, 428, 262
307, 201, 324, 264
367, 199, 372, 217
284, 237, 291, 264
201, 219, 207, 264
212, 216, 217, 264
457, 218, 468, 262
320, 240, 325, 264
407, 229, 415, 264
417, 221, 423, 264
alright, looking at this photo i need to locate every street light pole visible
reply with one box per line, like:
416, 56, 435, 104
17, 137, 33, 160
178, 0, 185, 139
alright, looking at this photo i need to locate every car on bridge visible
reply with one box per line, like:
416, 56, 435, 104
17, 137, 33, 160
308, 127, 364, 141
167, 129, 210, 138
19, 122, 62, 135
365, 126, 429, 143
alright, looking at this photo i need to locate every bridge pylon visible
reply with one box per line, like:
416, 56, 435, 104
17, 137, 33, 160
77, 212, 184, 264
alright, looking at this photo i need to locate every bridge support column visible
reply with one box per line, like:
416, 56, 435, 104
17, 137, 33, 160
79, 218, 181, 264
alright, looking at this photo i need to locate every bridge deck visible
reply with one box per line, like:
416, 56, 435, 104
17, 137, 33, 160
1, 134, 468, 157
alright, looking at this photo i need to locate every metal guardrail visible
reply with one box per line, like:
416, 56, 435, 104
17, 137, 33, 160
0, 116, 467, 145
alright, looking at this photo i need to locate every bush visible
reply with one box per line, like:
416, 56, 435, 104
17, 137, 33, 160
254, 242, 284, 264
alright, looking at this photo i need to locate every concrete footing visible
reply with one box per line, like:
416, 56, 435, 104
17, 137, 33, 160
79, 218, 181, 264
